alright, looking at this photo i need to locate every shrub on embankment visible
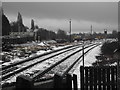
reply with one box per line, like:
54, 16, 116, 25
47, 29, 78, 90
92, 41, 119, 66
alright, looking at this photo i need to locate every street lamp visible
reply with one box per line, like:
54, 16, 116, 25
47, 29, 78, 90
69, 19, 72, 43
91, 25, 93, 42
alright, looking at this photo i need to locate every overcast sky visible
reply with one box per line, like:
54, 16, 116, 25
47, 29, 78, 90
2, 2, 118, 33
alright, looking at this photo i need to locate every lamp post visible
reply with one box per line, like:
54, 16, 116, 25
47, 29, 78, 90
91, 25, 93, 42
69, 19, 72, 43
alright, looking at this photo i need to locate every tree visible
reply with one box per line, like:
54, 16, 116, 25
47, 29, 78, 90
10, 12, 26, 32
2, 12, 11, 36
17, 12, 23, 25
57, 29, 67, 39
11, 21, 26, 32
36, 28, 56, 41
31, 19, 35, 31
10, 22, 18, 32
17, 12, 23, 32
34, 25, 39, 29
112, 30, 118, 39
101, 41, 118, 56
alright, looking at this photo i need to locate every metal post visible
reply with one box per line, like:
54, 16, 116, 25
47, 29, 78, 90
69, 19, 72, 43
91, 25, 92, 42
82, 45, 84, 67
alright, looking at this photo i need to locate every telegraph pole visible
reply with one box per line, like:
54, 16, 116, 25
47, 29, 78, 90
91, 25, 92, 35
69, 19, 72, 43
91, 25, 93, 42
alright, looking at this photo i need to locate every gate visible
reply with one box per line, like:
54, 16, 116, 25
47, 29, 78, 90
80, 66, 117, 90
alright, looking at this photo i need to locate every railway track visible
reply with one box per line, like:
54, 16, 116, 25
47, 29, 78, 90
1, 43, 100, 86
32, 44, 99, 81
1, 44, 81, 75
1, 43, 83, 84
1, 44, 77, 70
33, 44, 100, 83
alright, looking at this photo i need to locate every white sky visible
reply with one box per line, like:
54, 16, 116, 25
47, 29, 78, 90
1, 0, 120, 2
2, 0, 119, 33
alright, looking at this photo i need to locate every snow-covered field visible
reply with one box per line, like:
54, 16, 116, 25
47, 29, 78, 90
73, 45, 101, 88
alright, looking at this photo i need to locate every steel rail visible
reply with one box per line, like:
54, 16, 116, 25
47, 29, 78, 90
1, 44, 83, 81
32, 44, 96, 81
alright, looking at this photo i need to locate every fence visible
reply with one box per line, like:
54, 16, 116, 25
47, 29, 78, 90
2, 66, 118, 90
80, 66, 117, 90
15, 73, 78, 90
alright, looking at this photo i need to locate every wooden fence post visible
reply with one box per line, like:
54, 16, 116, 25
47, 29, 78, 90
85, 67, 89, 90
107, 68, 110, 90
111, 67, 115, 89
73, 74, 78, 90
53, 73, 63, 89
16, 75, 34, 90
66, 74, 72, 90
89, 67, 93, 90
80, 66, 84, 90
93, 67, 97, 90
118, 66, 120, 90
98, 68, 102, 90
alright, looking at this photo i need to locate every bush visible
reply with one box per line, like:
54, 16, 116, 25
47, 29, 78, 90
101, 41, 118, 56
92, 41, 119, 66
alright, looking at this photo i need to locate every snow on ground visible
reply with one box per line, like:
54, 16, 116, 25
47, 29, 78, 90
37, 42, 46, 46
1, 46, 81, 84
84, 45, 101, 66
2, 42, 72, 66
73, 45, 101, 88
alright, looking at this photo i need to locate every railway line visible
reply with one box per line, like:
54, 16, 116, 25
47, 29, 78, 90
33, 44, 99, 81
1, 43, 80, 76
1, 43, 82, 84
1, 42, 100, 87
